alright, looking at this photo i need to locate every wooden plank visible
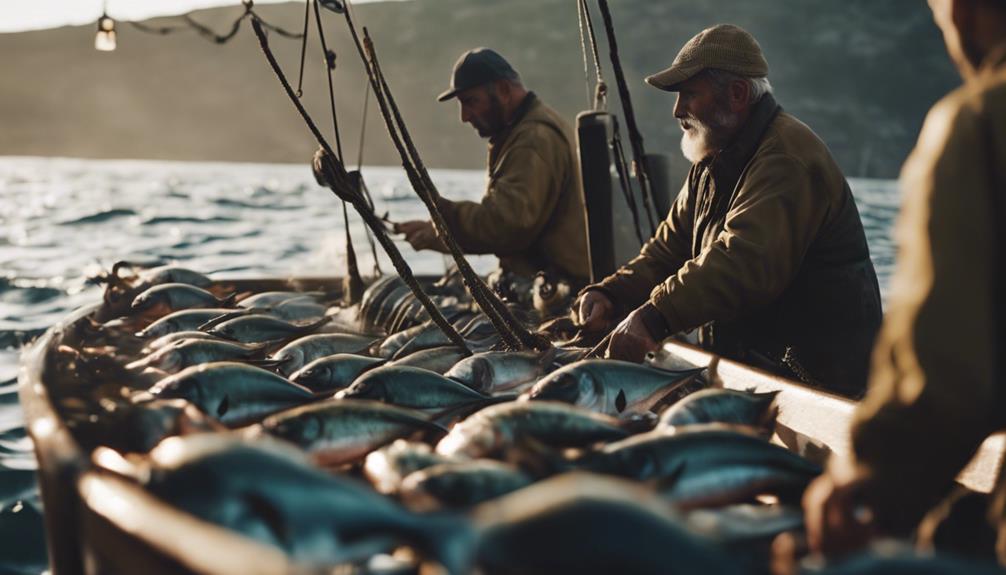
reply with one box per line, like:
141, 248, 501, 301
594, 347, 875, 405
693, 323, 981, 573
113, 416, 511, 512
653, 340, 1005, 493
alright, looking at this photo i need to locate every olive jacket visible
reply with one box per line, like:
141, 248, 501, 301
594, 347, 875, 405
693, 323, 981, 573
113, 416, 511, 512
592, 94, 882, 394
849, 45, 1006, 535
438, 93, 591, 286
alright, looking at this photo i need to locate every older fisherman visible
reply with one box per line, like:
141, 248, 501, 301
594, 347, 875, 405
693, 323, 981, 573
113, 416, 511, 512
343, 48, 590, 289
803, 0, 1006, 559
576, 24, 882, 395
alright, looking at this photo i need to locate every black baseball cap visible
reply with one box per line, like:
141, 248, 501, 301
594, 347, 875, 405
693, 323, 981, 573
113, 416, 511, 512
437, 48, 519, 102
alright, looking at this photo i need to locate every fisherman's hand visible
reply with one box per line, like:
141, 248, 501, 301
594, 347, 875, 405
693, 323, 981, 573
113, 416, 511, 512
605, 306, 660, 363
396, 220, 447, 252
803, 456, 875, 558
576, 289, 614, 333
311, 147, 339, 188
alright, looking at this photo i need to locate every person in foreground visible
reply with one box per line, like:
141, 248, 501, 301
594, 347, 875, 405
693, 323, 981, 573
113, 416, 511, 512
317, 47, 590, 289
802, 0, 1006, 562
576, 24, 882, 395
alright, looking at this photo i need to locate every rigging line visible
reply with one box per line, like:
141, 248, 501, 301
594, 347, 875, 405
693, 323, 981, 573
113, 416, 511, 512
355, 81, 383, 276
182, 11, 248, 43
596, 0, 659, 234
250, 16, 470, 355
312, 0, 343, 160
576, 0, 592, 110
580, 0, 607, 110
363, 29, 548, 351
295, 0, 312, 98
611, 130, 646, 246
356, 25, 525, 350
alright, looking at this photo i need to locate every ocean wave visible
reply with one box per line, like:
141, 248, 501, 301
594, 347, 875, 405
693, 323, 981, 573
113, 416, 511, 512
0, 286, 63, 305
141, 215, 240, 225
59, 208, 137, 225
0, 330, 46, 350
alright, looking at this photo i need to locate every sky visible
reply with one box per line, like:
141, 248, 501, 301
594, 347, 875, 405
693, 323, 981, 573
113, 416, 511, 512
0, 0, 397, 33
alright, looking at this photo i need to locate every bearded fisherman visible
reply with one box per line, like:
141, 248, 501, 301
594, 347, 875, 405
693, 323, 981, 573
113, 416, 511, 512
576, 24, 882, 395
315, 48, 590, 291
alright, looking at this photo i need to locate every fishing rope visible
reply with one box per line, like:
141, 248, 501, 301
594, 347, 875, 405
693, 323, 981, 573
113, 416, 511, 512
359, 26, 550, 351
575, 1, 592, 110
127, 1, 303, 44
250, 17, 471, 355
356, 82, 384, 276
596, 0, 659, 235
312, 0, 343, 160
611, 130, 646, 246
295, 0, 312, 98
358, 30, 524, 350
578, 0, 607, 111
337, 7, 527, 349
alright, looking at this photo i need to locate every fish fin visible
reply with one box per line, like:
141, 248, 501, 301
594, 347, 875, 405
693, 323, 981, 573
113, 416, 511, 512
216, 395, 230, 418
245, 358, 288, 369
615, 389, 627, 413
196, 309, 247, 331
536, 345, 559, 368
220, 291, 239, 308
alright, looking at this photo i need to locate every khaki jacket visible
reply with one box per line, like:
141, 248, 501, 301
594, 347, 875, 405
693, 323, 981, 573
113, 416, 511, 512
439, 93, 590, 286
849, 46, 1006, 534
594, 94, 882, 393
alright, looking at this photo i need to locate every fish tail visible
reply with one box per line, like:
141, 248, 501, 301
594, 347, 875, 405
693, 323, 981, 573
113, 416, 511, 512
220, 291, 240, 307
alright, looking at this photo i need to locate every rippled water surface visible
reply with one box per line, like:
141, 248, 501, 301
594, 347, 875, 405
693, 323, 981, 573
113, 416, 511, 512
0, 156, 898, 572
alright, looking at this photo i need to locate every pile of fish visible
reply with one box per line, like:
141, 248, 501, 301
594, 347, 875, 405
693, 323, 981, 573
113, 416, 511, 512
59, 263, 829, 574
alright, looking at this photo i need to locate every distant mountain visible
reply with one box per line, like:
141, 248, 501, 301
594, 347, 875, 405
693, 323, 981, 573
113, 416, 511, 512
0, 0, 958, 180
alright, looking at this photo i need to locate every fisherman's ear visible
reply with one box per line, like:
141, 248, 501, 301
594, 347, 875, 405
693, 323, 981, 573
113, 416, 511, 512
728, 79, 750, 112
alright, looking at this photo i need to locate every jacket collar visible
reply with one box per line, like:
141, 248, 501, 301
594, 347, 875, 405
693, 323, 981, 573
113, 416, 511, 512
707, 92, 782, 189
490, 90, 539, 149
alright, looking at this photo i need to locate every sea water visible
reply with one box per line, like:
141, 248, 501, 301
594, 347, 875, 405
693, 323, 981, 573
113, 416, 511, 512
0, 156, 899, 572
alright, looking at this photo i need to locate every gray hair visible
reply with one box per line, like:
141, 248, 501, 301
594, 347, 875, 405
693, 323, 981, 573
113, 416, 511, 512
703, 69, 773, 103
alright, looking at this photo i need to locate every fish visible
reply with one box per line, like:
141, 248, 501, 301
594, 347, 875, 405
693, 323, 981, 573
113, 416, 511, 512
237, 290, 320, 309
131, 282, 236, 313
525, 360, 705, 417
335, 365, 502, 414
363, 440, 462, 495
388, 346, 469, 374
100, 398, 224, 453
137, 265, 213, 288
207, 315, 331, 344
399, 460, 533, 511
471, 472, 745, 575
135, 308, 246, 338
578, 428, 822, 509
445, 348, 559, 395
436, 401, 634, 459
658, 388, 780, 433
140, 330, 232, 354
250, 399, 445, 467
288, 353, 385, 393
264, 296, 327, 322
145, 362, 315, 426
268, 333, 379, 375
683, 503, 804, 543
127, 339, 269, 374
138, 435, 475, 570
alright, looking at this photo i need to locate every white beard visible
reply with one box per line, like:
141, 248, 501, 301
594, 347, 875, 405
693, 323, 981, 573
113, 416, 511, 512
679, 109, 740, 164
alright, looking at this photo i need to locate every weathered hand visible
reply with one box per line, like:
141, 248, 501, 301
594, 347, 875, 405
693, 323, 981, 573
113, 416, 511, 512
311, 147, 339, 188
605, 306, 659, 362
395, 220, 447, 252
802, 457, 875, 558
576, 289, 614, 333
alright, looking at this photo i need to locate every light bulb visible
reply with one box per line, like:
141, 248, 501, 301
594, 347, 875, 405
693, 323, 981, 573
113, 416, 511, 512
95, 15, 116, 52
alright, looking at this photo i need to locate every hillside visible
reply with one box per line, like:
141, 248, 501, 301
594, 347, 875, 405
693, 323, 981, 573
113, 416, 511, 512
0, 0, 958, 178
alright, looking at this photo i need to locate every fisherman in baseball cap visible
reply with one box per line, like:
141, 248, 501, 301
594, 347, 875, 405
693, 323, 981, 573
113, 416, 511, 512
576, 24, 882, 396
388, 47, 590, 287
437, 47, 520, 102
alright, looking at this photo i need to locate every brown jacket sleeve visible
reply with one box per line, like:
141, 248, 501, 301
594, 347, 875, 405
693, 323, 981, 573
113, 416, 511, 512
604, 153, 830, 334
440, 129, 564, 256
594, 178, 694, 311
849, 94, 999, 530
